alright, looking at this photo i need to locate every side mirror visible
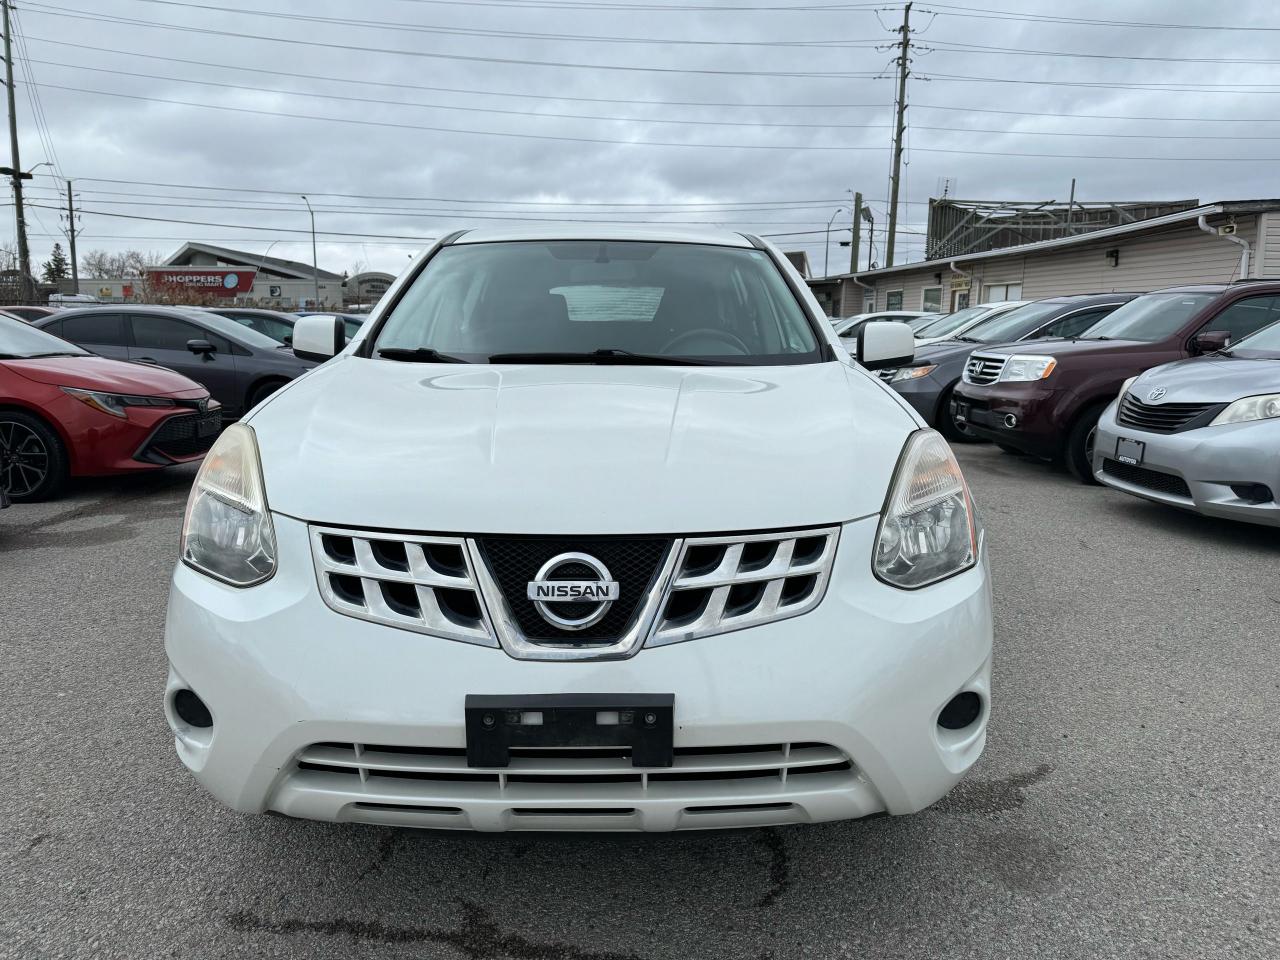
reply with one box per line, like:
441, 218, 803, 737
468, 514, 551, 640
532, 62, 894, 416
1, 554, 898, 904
857, 321, 915, 370
292, 314, 347, 362
1190, 330, 1230, 355
186, 338, 215, 355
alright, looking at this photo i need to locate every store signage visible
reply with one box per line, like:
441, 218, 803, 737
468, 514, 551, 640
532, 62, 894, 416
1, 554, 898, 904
147, 268, 257, 297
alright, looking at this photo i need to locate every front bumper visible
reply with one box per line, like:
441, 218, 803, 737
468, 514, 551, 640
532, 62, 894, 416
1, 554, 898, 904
164, 513, 994, 831
950, 382, 1067, 458
1093, 404, 1280, 526
888, 372, 948, 426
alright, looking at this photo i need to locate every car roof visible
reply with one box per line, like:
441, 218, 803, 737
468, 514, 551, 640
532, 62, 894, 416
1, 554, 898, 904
1146, 282, 1280, 294
450, 225, 755, 247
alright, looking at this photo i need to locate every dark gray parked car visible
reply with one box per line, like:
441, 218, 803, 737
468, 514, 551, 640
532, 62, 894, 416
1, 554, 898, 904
205, 307, 299, 345
36, 305, 318, 418
875, 293, 1140, 440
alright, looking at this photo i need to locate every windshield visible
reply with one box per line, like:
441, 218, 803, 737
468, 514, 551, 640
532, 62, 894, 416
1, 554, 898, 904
965, 301, 1066, 344
915, 305, 991, 339
1079, 292, 1214, 342
224, 312, 295, 344
1229, 316, 1280, 355
0, 315, 89, 359
373, 241, 821, 364
908, 313, 941, 330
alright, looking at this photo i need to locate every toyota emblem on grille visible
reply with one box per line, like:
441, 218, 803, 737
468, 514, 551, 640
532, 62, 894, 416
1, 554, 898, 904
1147, 387, 1167, 402
526, 552, 620, 631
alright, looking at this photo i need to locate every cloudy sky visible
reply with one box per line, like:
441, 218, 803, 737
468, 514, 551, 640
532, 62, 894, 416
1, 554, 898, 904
8, 0, 1280, 279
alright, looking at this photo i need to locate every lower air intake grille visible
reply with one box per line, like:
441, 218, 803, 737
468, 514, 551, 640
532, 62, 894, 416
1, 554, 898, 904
1102, 459, 1192, 498
295, 741, 853, 788
137, 409, 222, 462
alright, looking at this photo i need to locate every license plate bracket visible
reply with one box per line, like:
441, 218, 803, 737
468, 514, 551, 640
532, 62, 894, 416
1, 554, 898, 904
464, 693, 675, 768
1115, 437, 1145, 466
953, 400, 970, 422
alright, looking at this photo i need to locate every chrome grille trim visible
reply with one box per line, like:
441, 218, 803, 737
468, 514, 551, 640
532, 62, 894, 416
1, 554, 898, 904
649, 527, 840, 647
310, 526, 497, 647
963, 353, 1007, 385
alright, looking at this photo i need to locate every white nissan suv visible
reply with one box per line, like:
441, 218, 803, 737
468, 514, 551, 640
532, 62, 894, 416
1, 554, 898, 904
165, 227, 993, 832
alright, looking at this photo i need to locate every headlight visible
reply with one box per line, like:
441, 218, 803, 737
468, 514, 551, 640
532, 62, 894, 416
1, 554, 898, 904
874, 430, 980, 589
181, 424, 276, 587
888, 363, 937, 383
61, 386, 176, 418
998, 355, 1057, 382
1210, 393, 1280, 426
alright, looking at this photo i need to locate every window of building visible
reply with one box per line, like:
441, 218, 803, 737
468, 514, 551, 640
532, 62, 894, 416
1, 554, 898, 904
921, 286, 943, 313
982, 282, 1022, 303
885, 290, 904, 311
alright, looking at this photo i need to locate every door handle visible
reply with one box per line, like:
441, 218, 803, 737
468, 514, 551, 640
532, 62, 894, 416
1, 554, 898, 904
135, 357, 158, 364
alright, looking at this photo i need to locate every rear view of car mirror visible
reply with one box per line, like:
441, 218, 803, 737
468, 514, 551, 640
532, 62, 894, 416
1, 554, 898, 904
858, 321, 915, 370
292, 314, 347, 362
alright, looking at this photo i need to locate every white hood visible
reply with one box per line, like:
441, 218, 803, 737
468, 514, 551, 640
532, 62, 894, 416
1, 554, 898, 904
249, 358, 916, 535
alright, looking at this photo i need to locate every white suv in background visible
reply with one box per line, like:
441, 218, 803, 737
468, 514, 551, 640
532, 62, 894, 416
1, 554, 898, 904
166, 227, 993, 832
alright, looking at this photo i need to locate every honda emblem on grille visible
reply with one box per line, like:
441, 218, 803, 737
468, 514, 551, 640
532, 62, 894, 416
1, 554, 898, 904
526, 552, 620, 631
1147, 387, 1167, 402
197, 398, 208, 413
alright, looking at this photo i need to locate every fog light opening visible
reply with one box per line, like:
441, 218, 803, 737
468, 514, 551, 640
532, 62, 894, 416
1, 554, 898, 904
173, 688, 213, 729
1002, 414, 1018, 429
1230, 483, 1273, 504
938, 691, 983, 731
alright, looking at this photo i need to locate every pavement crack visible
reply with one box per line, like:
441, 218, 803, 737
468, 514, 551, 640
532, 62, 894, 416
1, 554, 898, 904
24, 832, 51, 853
355, 830, 401, 882
224, 899, 651, 960
752, 827, 791, 909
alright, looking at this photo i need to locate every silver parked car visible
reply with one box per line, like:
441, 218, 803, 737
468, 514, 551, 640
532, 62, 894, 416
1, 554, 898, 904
1093, 317, 1280, 526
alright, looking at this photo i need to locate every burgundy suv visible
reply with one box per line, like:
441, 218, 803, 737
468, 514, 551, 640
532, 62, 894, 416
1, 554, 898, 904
951, 282, 1280, 481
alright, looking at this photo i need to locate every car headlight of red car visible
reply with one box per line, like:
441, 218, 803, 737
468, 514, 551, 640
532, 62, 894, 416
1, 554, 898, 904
61, 386, 177, 419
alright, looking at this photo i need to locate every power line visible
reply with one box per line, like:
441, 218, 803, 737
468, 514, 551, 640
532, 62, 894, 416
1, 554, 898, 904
921, 2, 1280, 32
20, 2, 878, 79
115, 0, 882, 47
27, 82, 894, 150
920, 71, 1280, 94
22, 57, 895, 131
926, 38, 1280, 65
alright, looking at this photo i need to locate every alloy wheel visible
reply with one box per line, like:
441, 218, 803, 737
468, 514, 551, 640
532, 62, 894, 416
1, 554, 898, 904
0, 420, 50, 498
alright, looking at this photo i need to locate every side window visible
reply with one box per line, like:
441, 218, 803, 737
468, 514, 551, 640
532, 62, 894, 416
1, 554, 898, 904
1038, 308, 1113, 340
1199, 296, 1280, 343
60, 312, 126, 346
130, 315, 230, 353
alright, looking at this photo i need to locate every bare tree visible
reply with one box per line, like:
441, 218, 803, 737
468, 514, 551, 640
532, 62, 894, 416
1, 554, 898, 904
78, 248, 164, 279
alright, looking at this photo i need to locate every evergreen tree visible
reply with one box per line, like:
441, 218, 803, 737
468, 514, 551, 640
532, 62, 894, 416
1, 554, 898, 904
41, 243, 70, 283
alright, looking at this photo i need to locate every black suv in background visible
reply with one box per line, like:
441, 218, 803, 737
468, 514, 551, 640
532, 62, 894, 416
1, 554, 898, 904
875, 294, 1140, 440
952, 282, 1280, 480
36, 305, 318, 418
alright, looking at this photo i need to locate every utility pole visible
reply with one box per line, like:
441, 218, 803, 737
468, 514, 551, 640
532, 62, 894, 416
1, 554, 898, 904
1065, 177, 1077, 235
65, 180, 78, 290
850, 191, 863, 274
301, 194, 319, 307
885, 1, 912, 268
2, 1, 33, 302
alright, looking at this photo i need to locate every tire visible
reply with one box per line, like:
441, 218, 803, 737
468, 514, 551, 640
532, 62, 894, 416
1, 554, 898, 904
0, 410, 69, 502
1065, 403, 1107, 484
246, 379, 288, 412
937, 387, 981, 443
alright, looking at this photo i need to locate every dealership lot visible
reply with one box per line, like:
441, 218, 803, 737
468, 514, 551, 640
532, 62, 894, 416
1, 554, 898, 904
2, 446, 1277, 960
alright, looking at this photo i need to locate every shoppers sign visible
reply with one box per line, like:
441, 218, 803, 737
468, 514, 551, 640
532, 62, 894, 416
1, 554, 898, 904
147, 268, 257, 297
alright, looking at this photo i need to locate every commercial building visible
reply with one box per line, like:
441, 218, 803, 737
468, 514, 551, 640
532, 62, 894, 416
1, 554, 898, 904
72, 242, 396, 310
809, 199, 1280, 318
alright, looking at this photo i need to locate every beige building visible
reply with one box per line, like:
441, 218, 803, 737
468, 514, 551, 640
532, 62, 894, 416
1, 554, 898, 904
808, 200, 1280, 318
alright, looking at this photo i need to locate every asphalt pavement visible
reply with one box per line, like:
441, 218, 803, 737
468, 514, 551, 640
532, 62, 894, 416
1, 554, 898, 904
2, 445, 1278, 960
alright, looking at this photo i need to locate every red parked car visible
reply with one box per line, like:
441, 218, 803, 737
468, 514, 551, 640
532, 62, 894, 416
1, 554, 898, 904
0, 315, 221, 502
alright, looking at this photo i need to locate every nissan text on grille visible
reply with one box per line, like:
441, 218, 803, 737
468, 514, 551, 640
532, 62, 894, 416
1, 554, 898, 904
165, 228, 993, 832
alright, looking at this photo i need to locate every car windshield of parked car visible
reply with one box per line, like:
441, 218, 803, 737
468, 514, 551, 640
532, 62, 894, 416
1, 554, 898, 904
907, 313, 942, 330
961, 301, 1065, 344
226, 313, 295, 344
1228, 317, 1280, 356
915, 305, 989, 339
1078, 292, 1215, 342
373, 240, 821, 364
0, 315, 89, 358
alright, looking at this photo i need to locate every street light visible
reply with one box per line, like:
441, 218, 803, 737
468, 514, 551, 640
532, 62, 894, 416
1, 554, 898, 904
300, 195, 319, 308
824, 207, 847, 278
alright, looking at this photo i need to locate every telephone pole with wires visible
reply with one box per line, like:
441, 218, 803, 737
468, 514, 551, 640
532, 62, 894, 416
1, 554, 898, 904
62, 179, 79, 290
1, 0, 33, 301
885, 1, 912, 268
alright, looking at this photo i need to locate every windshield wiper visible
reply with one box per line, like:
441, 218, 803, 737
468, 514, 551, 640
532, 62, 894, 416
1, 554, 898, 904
377, 347, 469, 364
952, 335, 981, 343
486, 348, 711, 366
